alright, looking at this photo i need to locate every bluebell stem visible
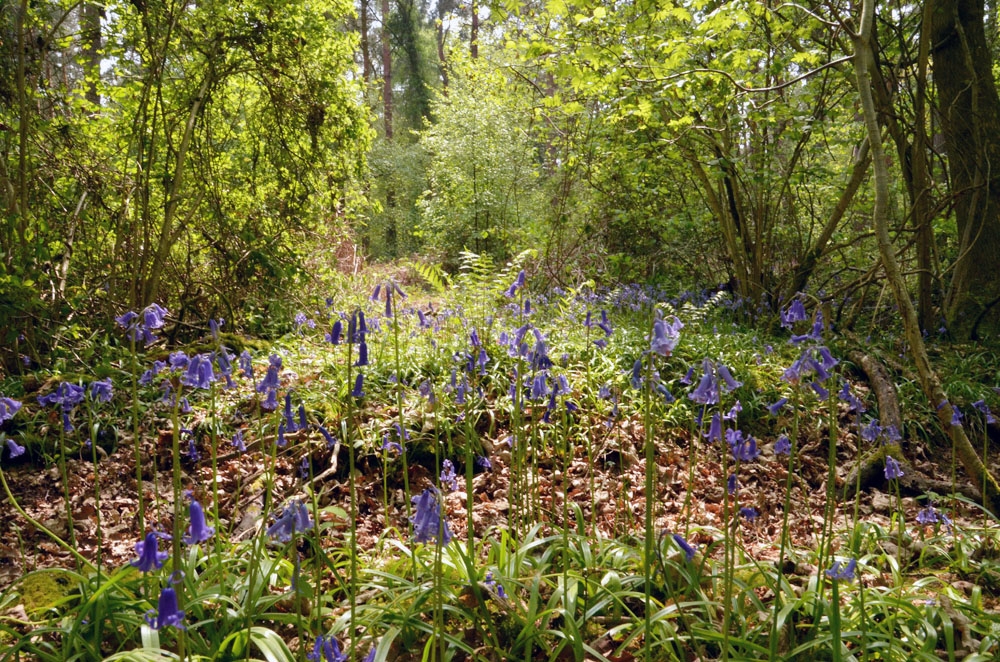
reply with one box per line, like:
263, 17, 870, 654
131, 532, 169, 572
145, 586, 185, 630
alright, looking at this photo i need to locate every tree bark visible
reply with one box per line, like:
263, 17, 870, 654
852, 0, 1000, 517
381, 0, 393, 141
931, 0, 1000, 339
360, 0, 372, 83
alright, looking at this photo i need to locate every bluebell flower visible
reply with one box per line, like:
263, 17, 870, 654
5, 437, 26, 458
767, 398, 788, 416
504, 270, 526, 298
680, 366, 695, 386
0, 396, 22, 424
597, 309, 613, 336
180, 397, 191, 414
258, 363, 280, 393
352, 373, 365, 398
717, 364, 741, 392
650, 316, 682, 356
740, 507, 759, 522
209, 318, 223, 342
418, 380, 435, 403
825, 558, 857, 582
655, 383, 674, 403
531, 374, 548, 401
382, 435, 402, 454
780, 298, 807, 330
326, 320, 343, 345
476, 455, 492, 471
774, 435, 791, 455
317, 424, 337, 449
88, 378, 113, 404
277, 421, 287, 448
115, 310, 138, 330
884, 456, 904, 480
724, 400, 742, 421
131, 531, 169, 572
411, 487, 451, 545
630, 359, 644, 390
727, 474, 738, 494
307, 634, 347, 662
145, 586, 185, 630
951, 405, 964, 427
267, 501, 313, 542
143, 303, 169, 331
440, 459, 458, 492
860, 420, 882, 443
262, 388, 279, 411
810, 381, 829, 400
704, 413, 722, 443
355, 340, 369, 367
730, 435, 760, 462
232, 429, 246, 453
672, 533, 696, 561
689, 359, 719, 405
215, 348, 236, 389
283, 394, 299, 433
973, 400, 997, 424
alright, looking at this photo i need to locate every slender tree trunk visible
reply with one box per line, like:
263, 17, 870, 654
853, 0, 1000, 517
381, 0, 393, 141
81, 3, 103, 107
360, 0, 372, 83
470, 0, 478, 59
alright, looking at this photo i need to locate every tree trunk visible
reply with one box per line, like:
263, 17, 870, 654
853, 0, 1000, 517
470, 0, 478, 59
81, 3, 103, 107
381, 0, 393, 140
360, 0, 372, 83
931, 0, 1000, 340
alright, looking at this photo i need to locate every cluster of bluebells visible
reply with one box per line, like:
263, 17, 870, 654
825, 558, 857, 582
267, 500, 313, 542
116, 303, 169, 346
1, 396, 25, 458
37, 381, 86, 432
411, 487, 451, 546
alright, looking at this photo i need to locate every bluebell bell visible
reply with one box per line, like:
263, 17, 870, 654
704, 413, 722, 443
680, 366, 695, 386
182, 354, 214, 390
284, 394, 299, 433
730, 435, 760, 462
232, 429, 246, 453
689, 360, 719, 405
650, 316, 682, 356
352, 373, 365, 398
476, 456, 492, 471
143, 303, 169, 331
370, 283, 382, 301
355, 340, 369, 367
774, 435, 791, 455
440, 459, 458, 491
717, 364, 741, 392
724, 401, 742, 421
470, 329, 481, 347
530, 374, 548, 400
524, 298, 532, 315
780, 299, 807, 330
131, 531, 169, 572
884, 456, 904, 480
385, 289, 393, 318
740, 507, 759, 522
307, 634, 347, 662
630, 359, 643, 389
169, 351, 190, 371
326, 320, 343, 345
973, 400, 997, 424
810, 381, 829, 400
257, 363, 280, 393
598, 309, 612, 336
209, 318, 223, 342
0, 396, 22, 423
317, 424, 337, 449
672, 533, 696, 561
767, 398, 787, 416
727, 474, 738, 494
951, 405, 964, 427
382, 435, 402, 454
5, 437, 25, 458
145, 586, 185, 630
504, 270, 526, 298
584, 311, 593, 328
88, 378, 113, 404
277, 421, 287, 447
417, 310, 430, 328
215, 348, 236, 389
825, 558, 857, 582
655, 383, 674, 403
267, 501, 313, 542
418, 380, 435, 403
411, 487, 451, 545
184, 434, 199, 460
262, 388, 279, 411
115, 310, 138, 330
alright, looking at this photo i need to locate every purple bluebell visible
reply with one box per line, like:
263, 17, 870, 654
0, 396, 22, 423
411, 487, 451, 545
267, 501, 313, 542
740, 507, 759, 522
884, 456, 904, 480
277, 421, 287, 447
630, 359, 643, 390
209, 318, 223, 342
598, 384, 612, 400
143, 303, 169, 331
257, 361, 280, 393
355, 340, 369, 367
317, 424, 337, 449
704, 413, 723, 443
180, 397, 191, 414
810, 381, 829, 400
476, 456, 492, 471
689, 360, 719, 405
825, 558, 857, 582
440, 459, 458, 491
724, 401, 742, 421
951, 405, 964, 427
650, 316, 682, 356
145, 586, 185, 630
131, 532, 169, 572
382, 435, 402, 454
597, 310, 613, 336
307, 634, 347, 662
232, 429, 246, 453
727, 474, 738, 494
115, 310, 138, 330
780, 299, 808, 330
169, 351, 190, 371
973, 400, 997, 424
5, 437, 26, 458
284, 394, 299, 433
531, 374, 548, 401
182, 354, 214, 390
717, 364, 741, 392
504, 270, 526, 298
680, 366, 695, 386
88, 378, 113, 403
326, 320, 343, 345
767, 398, 788, 416
262, 388, 279, 411
730, 435, 760, 462
351, 373, 365, 398
774, 435, 791, 455
672, 533, 696, 561
215, 349, 236, 389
